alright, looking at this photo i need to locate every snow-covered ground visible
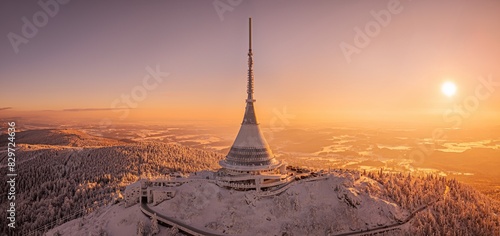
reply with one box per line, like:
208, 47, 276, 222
46, 202, 151, 236
49, 171, 408, 236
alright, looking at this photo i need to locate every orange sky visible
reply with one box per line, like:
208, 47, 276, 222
1, 0, 499, 128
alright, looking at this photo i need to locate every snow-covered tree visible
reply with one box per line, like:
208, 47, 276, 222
167, 226, 179, 236
137, 220, 145, 236
150, 213, 159, 235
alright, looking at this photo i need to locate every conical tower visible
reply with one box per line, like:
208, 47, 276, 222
219, 18, 281, 172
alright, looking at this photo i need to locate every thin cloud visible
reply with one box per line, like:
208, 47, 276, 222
63, 108, 132, 112
0, 107, 12, 111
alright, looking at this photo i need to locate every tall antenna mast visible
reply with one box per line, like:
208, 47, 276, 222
247, 17, 254, 102
249, 17, 252, 50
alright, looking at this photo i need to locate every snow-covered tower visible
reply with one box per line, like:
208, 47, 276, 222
218, 18, 290, 191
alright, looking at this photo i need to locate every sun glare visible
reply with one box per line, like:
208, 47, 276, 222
441, 81, 457, 97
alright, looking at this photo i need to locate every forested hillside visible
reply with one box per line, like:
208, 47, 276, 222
366, 171, 500, 235
0, 129, 123, 147
0, 132, 223, 233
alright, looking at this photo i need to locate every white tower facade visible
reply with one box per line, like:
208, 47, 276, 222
217, 18, 290, 191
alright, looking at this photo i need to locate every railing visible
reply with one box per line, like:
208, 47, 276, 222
216, 181, 257, 189
258, 180, 296, 197
140, 203, 224, 236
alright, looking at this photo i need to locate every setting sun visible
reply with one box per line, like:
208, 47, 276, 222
441, 81, 457, 97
